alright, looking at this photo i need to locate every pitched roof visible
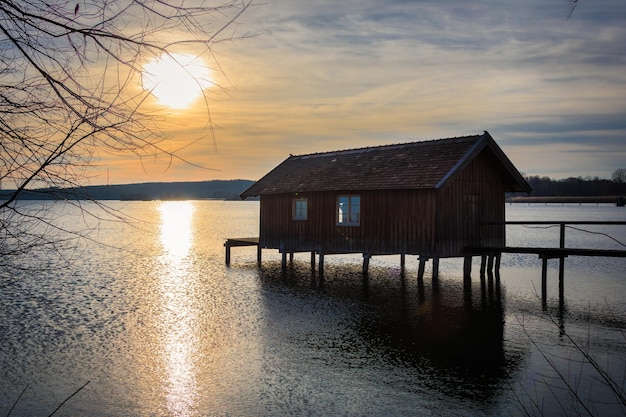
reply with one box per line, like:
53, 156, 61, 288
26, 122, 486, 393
241, 131, 530, 198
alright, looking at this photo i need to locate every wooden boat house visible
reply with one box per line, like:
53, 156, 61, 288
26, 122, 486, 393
239, 132, 531, 276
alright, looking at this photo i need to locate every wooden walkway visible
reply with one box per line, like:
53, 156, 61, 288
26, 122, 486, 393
225, 221, 625, 307
467, 220, 626, 306
224, 237, 260, 265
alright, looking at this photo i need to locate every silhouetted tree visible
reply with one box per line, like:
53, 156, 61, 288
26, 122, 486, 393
612, 168, 626, 183
0, 0, 250, 277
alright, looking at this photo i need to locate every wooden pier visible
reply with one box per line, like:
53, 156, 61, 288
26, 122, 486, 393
467, 221, 626, 306
224, 237, 261, 265
224, 221, 625, 308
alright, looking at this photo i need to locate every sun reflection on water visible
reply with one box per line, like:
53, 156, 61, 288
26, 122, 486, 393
158, 201, 198, 416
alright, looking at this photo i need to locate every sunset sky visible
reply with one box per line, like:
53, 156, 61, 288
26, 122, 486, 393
101, 0, 625, 185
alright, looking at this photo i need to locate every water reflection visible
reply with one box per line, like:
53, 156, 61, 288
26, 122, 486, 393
362, 271, 511, 402
160, 201, 194, 260
259, 262, 518, 410
158, 201, 198, 416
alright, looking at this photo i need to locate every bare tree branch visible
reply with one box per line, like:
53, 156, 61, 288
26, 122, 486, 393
0, 0, 252, 278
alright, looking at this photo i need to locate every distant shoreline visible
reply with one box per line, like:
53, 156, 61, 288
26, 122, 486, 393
507, 196, 625, 206
0, 179, 256, 202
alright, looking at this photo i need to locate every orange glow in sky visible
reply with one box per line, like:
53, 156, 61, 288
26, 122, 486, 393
96, 1, 626, 186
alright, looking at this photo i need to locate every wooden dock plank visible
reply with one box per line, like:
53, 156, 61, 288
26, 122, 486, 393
466, 246, 626, 258
224, 237, 260, 265
224, 237, 259, 247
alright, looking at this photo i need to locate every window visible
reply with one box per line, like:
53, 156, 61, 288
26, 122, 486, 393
337, 195, 360, 226
293, 198, 308, 220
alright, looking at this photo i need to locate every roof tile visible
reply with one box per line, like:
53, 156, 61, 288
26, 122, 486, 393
242, 134, 485, 197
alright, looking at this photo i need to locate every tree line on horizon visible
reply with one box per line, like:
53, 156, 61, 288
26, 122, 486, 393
522, 168, 626, 197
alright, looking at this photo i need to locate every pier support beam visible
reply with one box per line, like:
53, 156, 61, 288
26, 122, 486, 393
225, 243, 231, 265
432, 257, 439, 281
541, 256, 548, 307
417, 256, 427, 285
224, 238, 260, 266
487, 255, 494, 273
463, 255, 472, 282
494, 253, 501, 282
362, 253, 371, 275
558, 223, 566, 306
310, 251, 316, 272
480, 255, 487, 276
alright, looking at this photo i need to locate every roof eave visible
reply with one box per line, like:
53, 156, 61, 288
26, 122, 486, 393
435, 133, 489, 190
434, 131, 531, 194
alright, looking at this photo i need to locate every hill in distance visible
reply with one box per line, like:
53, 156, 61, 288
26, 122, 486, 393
0, 180, 256, 201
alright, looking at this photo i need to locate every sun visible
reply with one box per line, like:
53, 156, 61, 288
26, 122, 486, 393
142, 53, 211, 109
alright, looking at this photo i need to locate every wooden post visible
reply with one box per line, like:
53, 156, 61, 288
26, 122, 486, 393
319, 252, 325, 278
257, 244, 262, 266
289, 252, 294, 263
494, 253, 501, 273
487, 255, 494, 273
281, 251, 287, 270
432, 257, 439, 281
400, 253, 406, 269
494, 252, 501, 284
362, 253, 371, 275
480, 255, 487, 276
225, 242, 231, 265
310, 251, 316, 272
417, 256, 427, 285
463, 255, 472, 296
463, 255, 472, 281
559, 223, 566, 304
558, 263, 565, 305
541, 255, 548, 307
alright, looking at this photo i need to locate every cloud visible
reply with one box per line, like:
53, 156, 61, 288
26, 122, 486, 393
97, 0, 626, 183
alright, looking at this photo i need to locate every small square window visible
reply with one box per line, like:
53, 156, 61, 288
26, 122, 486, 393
293, 198, 308, 220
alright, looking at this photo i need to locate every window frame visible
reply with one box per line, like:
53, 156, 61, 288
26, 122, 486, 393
337, 195, 361, 226
292, 197, 308, 221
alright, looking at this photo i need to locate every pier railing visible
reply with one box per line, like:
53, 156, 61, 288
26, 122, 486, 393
468, 221, 626, 306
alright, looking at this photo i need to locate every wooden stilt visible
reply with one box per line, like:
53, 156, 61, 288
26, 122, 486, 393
541, 256, 548, 307
559, 224, 566, 305
400, 253, 406, 269
362, 253, 371, 275
463, 255, 472, 285
289, 252, 294, 263
432, 257, 439, 281
558, 257, 565, 305
257, 244, 262, 266
281, 251, 287, 270
494, 253, 501, 280
480, 255, 487, 276
224, 237, 260, 266
417, 257, 427, 284
319, 252, 325, 278
495, 252, 502, 276
487, 255, 494, 273
463, 255, 472, 301
310, 251, 316, 271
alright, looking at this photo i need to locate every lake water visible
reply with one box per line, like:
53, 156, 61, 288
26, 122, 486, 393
1, 201, 625, 416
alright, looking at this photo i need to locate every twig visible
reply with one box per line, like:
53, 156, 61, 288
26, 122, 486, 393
6, 384, 29, 417
46, 380, 91, 417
